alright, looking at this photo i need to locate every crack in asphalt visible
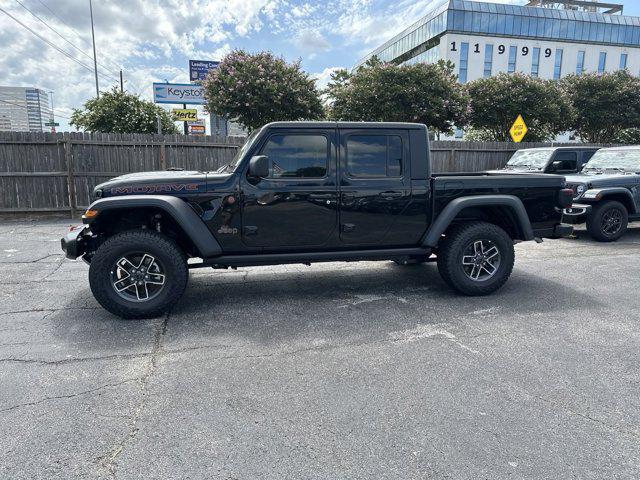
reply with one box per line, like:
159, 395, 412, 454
0, 378, 140, 414
98, 312, 170, 479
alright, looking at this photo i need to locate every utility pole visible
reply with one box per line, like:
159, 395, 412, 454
119, 70, 124, 92
89, 0, 99, 97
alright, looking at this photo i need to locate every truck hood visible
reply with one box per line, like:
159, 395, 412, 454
564, 172, 638, 186
94, 170, 232, 198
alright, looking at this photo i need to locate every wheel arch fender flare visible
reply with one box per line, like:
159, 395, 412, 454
85, 195, 222, 257
421, 195, 534, 247
582, 188, 637, 214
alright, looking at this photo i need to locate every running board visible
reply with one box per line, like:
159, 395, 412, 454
195, 247, 431, 268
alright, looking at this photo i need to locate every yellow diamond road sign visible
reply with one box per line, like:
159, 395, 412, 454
510, 114, 528, 143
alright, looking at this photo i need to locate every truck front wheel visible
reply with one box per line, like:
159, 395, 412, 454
437, 222, 515, 296
586, 200, 628, 242
89, 230, 188, 319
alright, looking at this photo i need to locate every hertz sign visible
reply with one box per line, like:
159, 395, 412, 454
172, 109, 198, 121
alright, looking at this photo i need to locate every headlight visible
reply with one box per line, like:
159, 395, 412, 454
575, 184, 586, 198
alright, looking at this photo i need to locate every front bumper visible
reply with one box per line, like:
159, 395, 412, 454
562, 203, 592, 225
60, 226, 89, 260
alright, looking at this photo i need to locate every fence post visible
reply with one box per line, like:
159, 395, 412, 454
64, 134, 77, 218
159, 136, 167, 170
449, 148, 456, 166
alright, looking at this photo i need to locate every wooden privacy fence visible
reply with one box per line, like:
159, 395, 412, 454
0, 131, 595, 215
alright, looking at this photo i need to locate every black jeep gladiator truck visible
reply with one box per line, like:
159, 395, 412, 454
563, 146, 640, 242
61, 122, 574, 319
489, 146, 599, 175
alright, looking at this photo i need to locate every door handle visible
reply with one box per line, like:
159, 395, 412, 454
379, 191, 403, 198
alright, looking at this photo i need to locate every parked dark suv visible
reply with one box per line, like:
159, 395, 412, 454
564, 146, 640, 241
491, 146, 599, 174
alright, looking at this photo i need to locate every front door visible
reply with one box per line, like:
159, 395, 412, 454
240, 129, 338, 248
338, 129, 412, 246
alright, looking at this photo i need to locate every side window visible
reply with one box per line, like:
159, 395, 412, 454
554, 151, 578, 171
260, 134, 328, 178
346, 135, 403, 178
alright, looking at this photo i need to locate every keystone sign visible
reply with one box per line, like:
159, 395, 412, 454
152, 83, 206, 105
189, 60, 219, 82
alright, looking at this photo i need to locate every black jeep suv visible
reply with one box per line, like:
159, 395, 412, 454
489, 146, 599, 175
61, 122, 573, 319
563, 146, 640, 242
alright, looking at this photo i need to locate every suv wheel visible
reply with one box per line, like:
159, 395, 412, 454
89, 230, 188, 319
437, 222, 515, 296
586, 200, 628, 242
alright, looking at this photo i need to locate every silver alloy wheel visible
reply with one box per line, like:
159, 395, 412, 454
110, 253, 166, 302
461, 239, 501, 282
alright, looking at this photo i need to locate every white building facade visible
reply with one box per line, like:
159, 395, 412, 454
355, 0, 640, 83
0, 86, 52, 132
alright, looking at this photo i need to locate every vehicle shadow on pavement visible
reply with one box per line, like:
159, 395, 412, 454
153, 260, 601, 349
568, 225, 640, 244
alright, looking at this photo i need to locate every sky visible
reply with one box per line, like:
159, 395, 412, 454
0, 0, 639, 132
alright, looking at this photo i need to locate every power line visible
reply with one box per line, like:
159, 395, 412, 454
0, 5, 120, 84
35, 0, 123, 72
14, 0, 120, 79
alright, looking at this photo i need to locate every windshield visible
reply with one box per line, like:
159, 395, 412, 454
583, 149, 640, 172
221, 129, 260, 172
506, 149, 554, 169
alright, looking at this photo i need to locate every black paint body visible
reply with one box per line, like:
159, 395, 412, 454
91, 122, 568, 258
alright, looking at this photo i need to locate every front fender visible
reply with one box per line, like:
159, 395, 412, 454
84, 195, 222, 257
421, 195, 534, 247
582, 188, 637, 214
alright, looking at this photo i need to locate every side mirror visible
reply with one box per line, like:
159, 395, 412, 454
248, 155, 269, 178
549, 160, 563, 172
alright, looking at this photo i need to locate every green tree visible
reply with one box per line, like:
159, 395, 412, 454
562, 71, 640, 143
466, 73, 571, 142
70, 87, 178, 134
203, 50, 324, 132
325, 58, 469, 135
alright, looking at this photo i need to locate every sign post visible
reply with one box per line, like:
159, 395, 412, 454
509, 114, 528, 143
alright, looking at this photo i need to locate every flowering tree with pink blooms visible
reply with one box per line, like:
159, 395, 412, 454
203, 50, 324, 132
325, 57, 469, 136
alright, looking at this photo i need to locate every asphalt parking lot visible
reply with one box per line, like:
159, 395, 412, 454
1, 218, 639, 479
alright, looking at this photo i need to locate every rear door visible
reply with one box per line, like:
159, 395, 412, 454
338, 129, 412, 246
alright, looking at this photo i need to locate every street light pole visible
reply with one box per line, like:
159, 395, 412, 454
89, 0, 99, 97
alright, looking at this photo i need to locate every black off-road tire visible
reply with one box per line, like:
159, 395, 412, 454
89, 230, 188, 319
586, 200, 628, 242
437, 222, 515, 296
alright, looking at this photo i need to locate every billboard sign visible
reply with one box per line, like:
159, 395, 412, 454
189, 60, 219, 82
153, 83, 205, 105
171, 108, 198, 121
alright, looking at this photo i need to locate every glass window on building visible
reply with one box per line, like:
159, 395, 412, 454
576, 50, 585, 74
598, 52, 607, 73
554, 48, 563, 79
531, 47, 541, 77
620, 53, 628, 70
459, 42, 469, 83
508, 45, 517, 73
483, 44, 494, 78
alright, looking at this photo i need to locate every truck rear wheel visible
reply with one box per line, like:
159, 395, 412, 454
89, 230, 188, 319
586, 200, 628, 242
437, 222, 514, 296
